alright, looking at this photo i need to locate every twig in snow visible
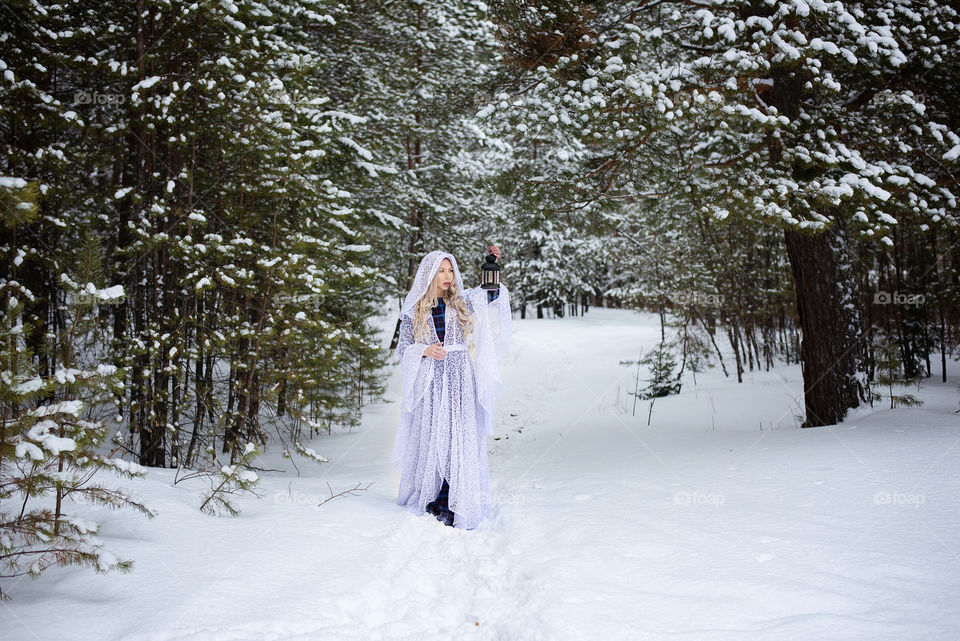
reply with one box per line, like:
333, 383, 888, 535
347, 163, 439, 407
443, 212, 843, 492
317, 481, 374, 507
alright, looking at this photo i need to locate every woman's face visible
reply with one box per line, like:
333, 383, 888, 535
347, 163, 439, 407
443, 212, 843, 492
434, 259, 454, 293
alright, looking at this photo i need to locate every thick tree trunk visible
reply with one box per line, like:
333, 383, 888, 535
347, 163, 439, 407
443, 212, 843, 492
764, 60, 870, 426
783, 224, 869, 426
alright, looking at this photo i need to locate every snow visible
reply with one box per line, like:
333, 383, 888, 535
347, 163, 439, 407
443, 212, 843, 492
31, 399, 84, 417
0, 176, 28, 189
132, 76, 161, 91
337, 136, 373, 161
94, 284, 125, 300
809, 37, 840, 55
24, 419, 77, 455
13, 376, 44, 394
2, 307, 959, 640
103, 458, 146, 475
14, 440, 44, 460
839, 173, 891, 201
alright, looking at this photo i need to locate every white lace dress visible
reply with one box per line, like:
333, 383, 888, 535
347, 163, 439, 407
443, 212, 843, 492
390, 251, 512, 529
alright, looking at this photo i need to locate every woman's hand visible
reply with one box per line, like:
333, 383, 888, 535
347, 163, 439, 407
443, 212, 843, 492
488, 245, 501, 261
423, 343, 447, 360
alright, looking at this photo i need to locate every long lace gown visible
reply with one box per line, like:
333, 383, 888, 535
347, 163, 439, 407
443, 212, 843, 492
390, 284, 511, 529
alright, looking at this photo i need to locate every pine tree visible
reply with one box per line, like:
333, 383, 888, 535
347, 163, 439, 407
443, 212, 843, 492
0, 182, 152, 594
304, 1, 513, 345
2, 0, 393, 480
489, 0, 960, 425
872, 337, 923, 410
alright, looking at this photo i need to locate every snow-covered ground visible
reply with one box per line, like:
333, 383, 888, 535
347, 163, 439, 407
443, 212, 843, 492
3, 307, 959, 640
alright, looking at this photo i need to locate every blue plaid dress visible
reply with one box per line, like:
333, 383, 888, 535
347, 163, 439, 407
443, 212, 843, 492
427, 288, 500, 526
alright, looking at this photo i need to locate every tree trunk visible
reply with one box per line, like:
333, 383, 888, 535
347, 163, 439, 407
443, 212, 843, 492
783, 224, 869, 426
764, 59, 870, 426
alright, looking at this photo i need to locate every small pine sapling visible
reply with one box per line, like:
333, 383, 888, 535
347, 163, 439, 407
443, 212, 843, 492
873, 340, 923, 409
199, 442, 263, 516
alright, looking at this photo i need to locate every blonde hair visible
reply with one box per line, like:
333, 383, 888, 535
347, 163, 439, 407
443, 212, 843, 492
413, 264, 474, 348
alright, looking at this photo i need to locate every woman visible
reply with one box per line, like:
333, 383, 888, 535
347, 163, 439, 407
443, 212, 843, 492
390, 246, 512, 529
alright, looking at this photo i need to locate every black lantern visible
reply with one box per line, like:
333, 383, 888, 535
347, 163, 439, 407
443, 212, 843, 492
480, 253, 500, 290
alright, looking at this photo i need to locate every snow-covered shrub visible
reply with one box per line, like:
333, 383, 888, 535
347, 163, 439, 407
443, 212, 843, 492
198, 441, 262, 517
0, 279, 153, 596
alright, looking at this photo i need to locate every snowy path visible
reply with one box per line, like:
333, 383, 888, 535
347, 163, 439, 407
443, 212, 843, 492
3, 308, 960, 640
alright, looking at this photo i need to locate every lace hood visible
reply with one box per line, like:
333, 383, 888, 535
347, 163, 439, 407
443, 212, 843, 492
399, 250, 465, 320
